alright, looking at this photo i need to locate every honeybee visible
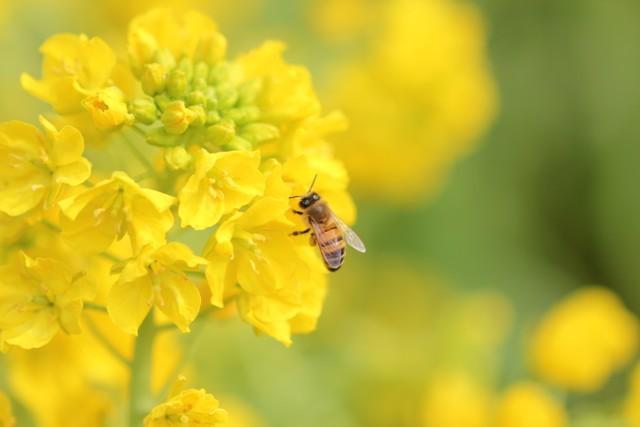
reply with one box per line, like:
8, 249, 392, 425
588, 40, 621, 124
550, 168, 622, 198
290, 176, 366, 271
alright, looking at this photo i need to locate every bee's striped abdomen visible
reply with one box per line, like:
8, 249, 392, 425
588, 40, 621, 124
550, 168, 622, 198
310, 219, 346, 271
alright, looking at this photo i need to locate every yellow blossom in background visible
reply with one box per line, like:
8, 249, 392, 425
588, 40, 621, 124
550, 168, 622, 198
0, 252, 92, 349
624, 363, 640, 427
59, 171, 175, 252
530, 287, 639, 391
21, 34, 132, 129
421, 372, 493, 427
0, 117, 91, 215
495, 382, 567, 427
108, 242, 206, 334
329, 0, 497, 202
308, 0, 374, 42
178, 149, 264, 229
144, 388, 228, 427
0, 391, 16, 427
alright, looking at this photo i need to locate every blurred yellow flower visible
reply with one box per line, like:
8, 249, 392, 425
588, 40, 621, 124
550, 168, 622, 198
421, 372, 493, 427
59, 171, 175, 252
0, 252, 92, 349
530, 287, 639, 391
0, 116, 91, 215
21, 34, 131, 129
330, 0, 497, 202
0, 391, 16, 427
178, 148, 264, 229
624, 363, 640, 427
144, 388, 228, 426
108, 242, 206, 335
495, 382, 567, 427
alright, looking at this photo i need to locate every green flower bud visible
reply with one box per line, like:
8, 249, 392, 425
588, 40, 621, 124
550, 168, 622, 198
224, 106, 260, 125
207, 63, 231, 86
130, 97, 158, 124
162, 100, 197, 134
192, 77, 208, 91
222, 136, 252, 151
203, 87, 218, 110
217, 84, 238, 110
141, 63, 167, 95
193, 62, 209, 81
206, 119, 235, 145
188, 105, 206, 127
164, 145, 192, 170
206, 110, 221, 125
146, 128, 181, 147
240, 123, 280, 144
187, 90, 206, 107
177, 57, 194, 81
154, 94, 172, 111
167, 70, 188, 98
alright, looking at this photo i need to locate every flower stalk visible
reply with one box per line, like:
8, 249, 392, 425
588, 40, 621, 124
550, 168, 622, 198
128, 313, 157, 427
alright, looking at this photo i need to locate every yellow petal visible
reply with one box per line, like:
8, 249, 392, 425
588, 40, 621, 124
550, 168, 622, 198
54, 158, 91, 186
178, 172, 224, 229
156, 273, 201, 332
107, 276, 154, 335
4, 309, 59, 349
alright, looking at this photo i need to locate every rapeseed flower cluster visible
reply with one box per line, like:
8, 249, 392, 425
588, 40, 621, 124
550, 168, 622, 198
0, 7, 356, 425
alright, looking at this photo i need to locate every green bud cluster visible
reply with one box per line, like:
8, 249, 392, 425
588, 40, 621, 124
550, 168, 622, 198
128, 50, 280, 157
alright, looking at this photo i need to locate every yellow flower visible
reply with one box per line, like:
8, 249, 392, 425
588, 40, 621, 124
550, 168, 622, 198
329, 0, 497, 202
0, 391, 16, 427
530, 287, 639, 391
496, 382, 567, 427
204, 162, 327, 345
236, 40, 319, 125
625, 363, 640, 427
421, 372, 492, 427
21, 34, 130, 129
82, 86, 134, 130
0, 252, 92, 349
144, 388, 228, 427
0, 116, 91, 216
128, 8, 225, 69
178, 149, 264, 229
108, 242, 206, 335
59, 171, 175, 252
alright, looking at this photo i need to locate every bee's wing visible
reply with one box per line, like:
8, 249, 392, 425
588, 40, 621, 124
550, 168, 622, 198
334, 215, 367, 253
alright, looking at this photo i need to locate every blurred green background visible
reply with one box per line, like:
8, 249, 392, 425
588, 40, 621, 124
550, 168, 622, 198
3, 0, 640, 426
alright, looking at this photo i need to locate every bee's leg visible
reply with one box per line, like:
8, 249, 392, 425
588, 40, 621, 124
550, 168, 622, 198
290, 228, 310, 236
309, 233, 316, 246
292, 210, 304, 215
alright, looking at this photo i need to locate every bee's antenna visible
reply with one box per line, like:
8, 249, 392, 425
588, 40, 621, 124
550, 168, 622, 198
289, 175, 318, 199
307, 174, 318, 193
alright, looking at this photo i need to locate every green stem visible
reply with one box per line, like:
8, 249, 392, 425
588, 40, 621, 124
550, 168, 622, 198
128, 313, 157, 427
84, 315, 130, 367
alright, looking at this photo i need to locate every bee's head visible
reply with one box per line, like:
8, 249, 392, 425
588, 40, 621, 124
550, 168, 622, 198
299, 192, 320, 209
